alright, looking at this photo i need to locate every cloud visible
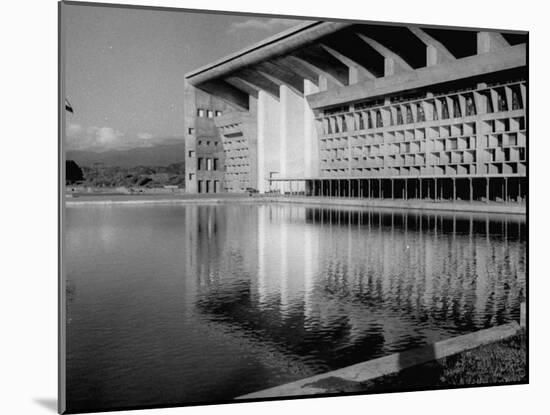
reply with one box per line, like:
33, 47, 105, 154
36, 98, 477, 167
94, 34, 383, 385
66, 125, 181, 152
228, 18, 304, 34
90, 126, 125, 145
66, 125, 125, 151
137, 132, 154, 140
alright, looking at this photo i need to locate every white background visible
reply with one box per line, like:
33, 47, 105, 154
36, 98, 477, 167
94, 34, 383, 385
1, 0, 546, 414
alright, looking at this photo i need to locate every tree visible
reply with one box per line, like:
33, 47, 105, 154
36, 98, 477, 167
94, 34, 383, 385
66, 160, 84, 184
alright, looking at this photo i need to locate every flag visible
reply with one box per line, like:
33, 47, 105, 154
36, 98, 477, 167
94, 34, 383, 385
65, 98, 74, 113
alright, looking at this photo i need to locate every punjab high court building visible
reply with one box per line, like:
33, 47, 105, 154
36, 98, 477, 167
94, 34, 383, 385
183, 21, 527, 202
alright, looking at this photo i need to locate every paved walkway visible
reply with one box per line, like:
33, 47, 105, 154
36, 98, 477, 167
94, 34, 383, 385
66, 193, 526, 216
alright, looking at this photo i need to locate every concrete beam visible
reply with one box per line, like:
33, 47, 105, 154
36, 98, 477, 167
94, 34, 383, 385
290, 52, 348, 87
225, 77, 260, 98
409, 27, 455, 65
196, 80, 249, 111
234, 68, 280, 98
307, 43, 526, 109
256, 61, 304, 94
276, 56, 319, 85
355, 32, 413, 74
478, 31, 510, 54
319, 43, 376, 83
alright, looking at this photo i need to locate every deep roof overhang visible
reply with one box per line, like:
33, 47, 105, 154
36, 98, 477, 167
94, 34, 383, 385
185, 21, 353, 85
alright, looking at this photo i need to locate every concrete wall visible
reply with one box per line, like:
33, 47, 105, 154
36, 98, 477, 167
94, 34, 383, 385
280, 85, 305, 192
184, 80, 198, 193
256, 83, 321, 194
184, 82, 231, 194
258, 91, 281, 193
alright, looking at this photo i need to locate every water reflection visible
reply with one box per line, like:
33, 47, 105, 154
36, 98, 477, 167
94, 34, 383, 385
191, 204, 525, 372
66, 203, 525, 411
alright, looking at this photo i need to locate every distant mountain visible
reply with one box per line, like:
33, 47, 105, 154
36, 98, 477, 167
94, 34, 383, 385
67, 142, 186, 168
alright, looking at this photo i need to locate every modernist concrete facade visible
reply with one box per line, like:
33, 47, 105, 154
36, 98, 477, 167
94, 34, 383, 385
184, 21, 527, 202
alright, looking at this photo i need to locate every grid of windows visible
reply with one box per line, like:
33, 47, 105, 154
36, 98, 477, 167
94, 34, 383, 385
196, 108, 222, 118
317, 79, 526, 178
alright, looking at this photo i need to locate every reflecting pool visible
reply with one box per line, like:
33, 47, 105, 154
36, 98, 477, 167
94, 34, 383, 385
65, 202, 526, 411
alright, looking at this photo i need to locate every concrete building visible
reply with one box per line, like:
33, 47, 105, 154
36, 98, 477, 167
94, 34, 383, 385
184, 21, 527, 202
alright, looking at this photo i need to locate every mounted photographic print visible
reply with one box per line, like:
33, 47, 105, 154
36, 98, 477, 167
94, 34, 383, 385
59, 1, 528, 413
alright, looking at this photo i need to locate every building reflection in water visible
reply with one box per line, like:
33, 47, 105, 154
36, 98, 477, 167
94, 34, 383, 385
190, 204, 525, 374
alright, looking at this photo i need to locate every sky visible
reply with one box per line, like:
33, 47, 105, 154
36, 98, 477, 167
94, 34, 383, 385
63, 3, 307, 152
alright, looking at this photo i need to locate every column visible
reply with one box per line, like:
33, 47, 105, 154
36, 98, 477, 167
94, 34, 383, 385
304, 80, 320, 179
257, 91, 267, 193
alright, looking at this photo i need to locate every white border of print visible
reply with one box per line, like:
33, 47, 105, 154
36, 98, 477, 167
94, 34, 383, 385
2, 0, 546, 414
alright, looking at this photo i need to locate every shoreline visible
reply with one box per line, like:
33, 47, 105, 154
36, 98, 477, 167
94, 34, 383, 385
237, 313, 525, 400
65, 193, 526, 216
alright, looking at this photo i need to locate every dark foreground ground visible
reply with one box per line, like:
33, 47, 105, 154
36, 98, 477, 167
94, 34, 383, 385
313, 330, 527, 394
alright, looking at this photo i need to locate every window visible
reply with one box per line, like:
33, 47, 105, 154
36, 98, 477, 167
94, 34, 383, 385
188, 173, 195, 181
207, 110, 214, 118
465, 94, 476, 116
197, 109, 205, 117
406, 106, 413, 124
188, 128, 194, 135
215, 111, 222, 117
396, 107, 403, 125
497, 89, 508, 112
341, 116, 347, 132
206, 158, 213, 171
417, 105, 425, 122
441, 99, 449, 119
367, 112, 373, 129
452, 97, 461, 117
198, 180, 203, 193
213, 159, 218, 171
188, 150, 195, 158
198, 158, 203, 170
511, 87, 523, 110
358, 114, 365, 130
376, 111, 383, 128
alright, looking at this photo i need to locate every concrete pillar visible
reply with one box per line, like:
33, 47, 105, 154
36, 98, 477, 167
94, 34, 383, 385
477, 31, 509, 54
385, 58, 396, 76
470, 178, 473, 202
257, 91, 267, 194
279, 86, 289, 184
319, 75, 328, 92
486, 177, 490, 203
304, 80, 320, 179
